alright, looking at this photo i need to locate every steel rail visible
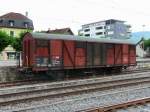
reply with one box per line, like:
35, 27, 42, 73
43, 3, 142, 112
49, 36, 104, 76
80, 97, 150, 112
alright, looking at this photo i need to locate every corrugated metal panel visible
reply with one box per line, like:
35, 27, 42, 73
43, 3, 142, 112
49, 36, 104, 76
87, 43, 93, 66
75, 57, 86, 67
75, 47, 86, 67
63, 41, 75, 67
101, 44, 107, 65
50, 40, 62, 56
94, 43, 101, 65
122, 44, 129, 64
123, 44, 129, 54
115, 44, 122, 64
76, 48, 85, 57
87, 43, 107, 66
50, 40, 62, 67
130, 57, 136, 64
129, 45, 136, 64
28, 32, 136, 45
129, 45, 136, 56
36, 47, 49, 57
123, 55, 129, 64
106, 44, 114, 65
76, 41, 86, 48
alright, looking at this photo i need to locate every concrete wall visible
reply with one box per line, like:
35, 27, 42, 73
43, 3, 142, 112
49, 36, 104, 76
0, 61, 23, 82
0, 67, 19, 82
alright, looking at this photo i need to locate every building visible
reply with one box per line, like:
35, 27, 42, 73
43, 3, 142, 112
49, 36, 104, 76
136, 38, 146, 57
78, 19, 131, 39
0, 12, 34, 60
46, 28, 74, 35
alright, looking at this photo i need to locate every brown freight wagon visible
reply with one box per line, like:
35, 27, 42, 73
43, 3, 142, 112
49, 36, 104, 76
22, 32, 136, 78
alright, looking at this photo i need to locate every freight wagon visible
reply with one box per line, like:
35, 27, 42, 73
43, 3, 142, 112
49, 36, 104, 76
22, 32, 136, 78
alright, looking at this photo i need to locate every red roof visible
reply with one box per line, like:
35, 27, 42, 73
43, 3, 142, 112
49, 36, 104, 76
0, 12, 30, 20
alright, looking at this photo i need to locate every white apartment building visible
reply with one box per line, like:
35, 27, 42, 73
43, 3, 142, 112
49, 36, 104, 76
78, 19, 131, 39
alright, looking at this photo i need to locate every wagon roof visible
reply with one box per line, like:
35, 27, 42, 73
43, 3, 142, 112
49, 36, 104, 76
29, 32, 136, 45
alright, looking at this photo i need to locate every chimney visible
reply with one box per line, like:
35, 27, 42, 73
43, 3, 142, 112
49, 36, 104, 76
25, 11, 28, 17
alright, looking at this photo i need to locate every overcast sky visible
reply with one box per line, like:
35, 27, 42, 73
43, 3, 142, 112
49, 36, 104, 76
1, 0, 150, 34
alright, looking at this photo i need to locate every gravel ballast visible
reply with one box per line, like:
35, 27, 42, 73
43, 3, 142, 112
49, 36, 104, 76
1, 83, 150, 112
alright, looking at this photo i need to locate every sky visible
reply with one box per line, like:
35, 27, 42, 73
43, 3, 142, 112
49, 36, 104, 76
1, 0, 150, 34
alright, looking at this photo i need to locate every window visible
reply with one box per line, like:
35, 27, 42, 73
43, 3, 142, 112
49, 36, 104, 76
24, 22, 28, 28
96, 32, 103, 35
107, 31, 114, 35
84, 34, 90, 37
0, 19, 3, 23
96, 26, 103, 30
9, 21, 14, 27
10, 31, 14, 37
84, 29, 90, 32
79, 33, 83, 36
7, 52, 16, 60
106, 26, 111, 29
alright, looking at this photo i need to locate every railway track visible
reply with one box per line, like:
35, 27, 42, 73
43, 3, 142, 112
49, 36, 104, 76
8, 86, 150, 112
1, 71, 150, 111
0, 79, 49, 88
80, 97, 150, 112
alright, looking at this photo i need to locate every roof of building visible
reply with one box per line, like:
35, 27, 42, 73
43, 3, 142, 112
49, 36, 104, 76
0, 12, 34, 30
82, 19, 125, 27
25, 32, 136, 45
46, 28, 74, 35
0, 12, 29, 20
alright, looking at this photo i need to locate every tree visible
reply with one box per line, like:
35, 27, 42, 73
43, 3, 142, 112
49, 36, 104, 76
11, 31, 28, 51
11, 31, 28, 66
0, 31, 12, 52
144, 39, 150, 50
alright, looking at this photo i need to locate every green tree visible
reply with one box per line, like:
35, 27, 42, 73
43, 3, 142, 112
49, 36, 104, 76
11, 31, 28, 51
0, 31, 12, 52
144, 38, 150, 50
